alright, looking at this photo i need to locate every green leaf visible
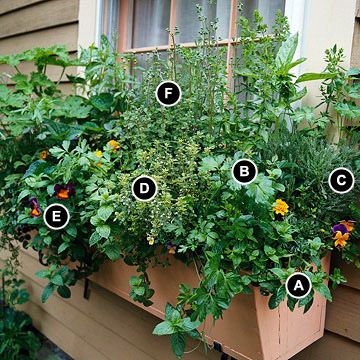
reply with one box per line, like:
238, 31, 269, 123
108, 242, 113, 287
334, 103, 360, 119
98, 206, 114, 222
276, 33, 298, 73
134, 287, 145, 296
268, 285, 287, 309
270, 268, 287, 281
41, 283, 55, 303
90, 93, 114, 112
22, 160, 48, 179
35, 270, 49, 279
153, 320, 175, 335
287, 295, 298, 311
104, 243, 121, 261
199, 155, 225, 172
181, 318, 201, 332
129, 276, 143, 287
89, 231, 102, 246
346, 68, 360, 77
316, 283, 332, 301
57, 285, 71, 298
50, 274, 64, 286
96, 224, 111, 238
295, 72, 336, 83
65, 224, 77, 238
18, 189, 31, 202
171, 332, 186, 359
290, 87, 307, 103
58, 242, 70, 254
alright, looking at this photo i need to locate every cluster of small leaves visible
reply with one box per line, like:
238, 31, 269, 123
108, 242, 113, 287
0, 5, 359, 359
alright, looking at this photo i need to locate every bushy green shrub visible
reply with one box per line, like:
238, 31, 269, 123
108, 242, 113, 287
0, 6, 359, 358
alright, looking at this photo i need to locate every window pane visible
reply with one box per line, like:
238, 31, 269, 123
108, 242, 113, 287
242, 0, 286, 31
175, 0, 231, 43
131, 0, 171, 48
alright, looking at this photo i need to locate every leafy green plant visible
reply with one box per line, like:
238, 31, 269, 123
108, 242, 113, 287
0, 266, 41, 359
0, 4, 359, 358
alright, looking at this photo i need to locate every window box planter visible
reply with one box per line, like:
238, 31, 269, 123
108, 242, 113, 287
91, 254, 330, 360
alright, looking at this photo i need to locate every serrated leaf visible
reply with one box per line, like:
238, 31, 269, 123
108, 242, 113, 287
104, 243, 120, 261
89, 231, 101, 246
316, 283, 332, 301
98, 206, 114, 222
35, 270, 49, 279
171, 332, 186, 359
90, 93, 114, 112
50, 274, 64, 286
96, 224, 111, 238
153, 320, 175, 336
41, 283, 55, 303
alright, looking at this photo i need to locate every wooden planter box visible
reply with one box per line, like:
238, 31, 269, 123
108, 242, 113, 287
91, 254, 331, 360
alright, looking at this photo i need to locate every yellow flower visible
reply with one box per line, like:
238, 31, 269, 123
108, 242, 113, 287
108, 140, 120, 152
39, 150, 49, 160
333, 231, 349, 248
95, 150, 103, 167
272, 199, 289, 216
147, 236, 155, 245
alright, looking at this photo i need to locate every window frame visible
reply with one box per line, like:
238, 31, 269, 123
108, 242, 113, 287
99, 0, 307, 79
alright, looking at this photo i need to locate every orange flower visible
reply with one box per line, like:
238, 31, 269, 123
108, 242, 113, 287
56, 189, 70, 200
340, 220, 356, 233
39, 150, 49, 160
333, 231, 349, 248
272, 199, 289, 216
108, 140, 120, 152
54, 183, 76, 200
30, 207, 41, 217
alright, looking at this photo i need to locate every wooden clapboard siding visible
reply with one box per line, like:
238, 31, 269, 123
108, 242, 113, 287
0, 0, 46, 15
0, 0, 79, 90
295, 254, 360, 359
332, 254, 360, 291
0, 24, 78, 55
8, 250, 218, 360
292, 331, 360, 360
0, 0, 78, 40
325, 285, 360, 342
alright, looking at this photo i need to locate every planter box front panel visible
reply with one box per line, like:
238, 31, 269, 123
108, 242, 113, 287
91, 255, 330, 360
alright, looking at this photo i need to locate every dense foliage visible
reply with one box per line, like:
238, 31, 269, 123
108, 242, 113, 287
0, 6, 359, 358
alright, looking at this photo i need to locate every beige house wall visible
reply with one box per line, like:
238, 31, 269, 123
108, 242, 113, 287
302, 0, 357, 107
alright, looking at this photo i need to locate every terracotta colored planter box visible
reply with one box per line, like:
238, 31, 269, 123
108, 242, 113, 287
91, 254, 330, 360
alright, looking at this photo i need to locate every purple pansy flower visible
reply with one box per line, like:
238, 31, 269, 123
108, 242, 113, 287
29, 197, 41, 217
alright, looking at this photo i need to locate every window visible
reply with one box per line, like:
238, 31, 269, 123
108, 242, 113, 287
100, 0, 288, 76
